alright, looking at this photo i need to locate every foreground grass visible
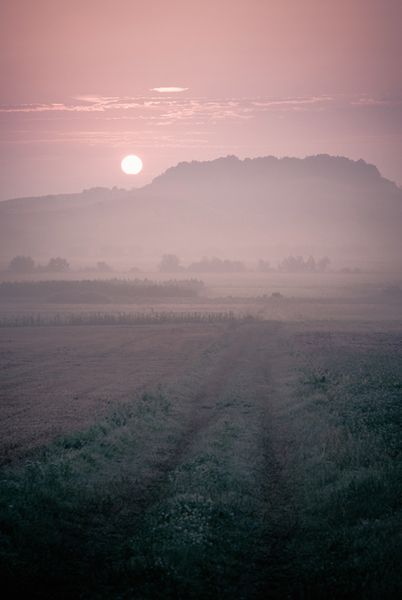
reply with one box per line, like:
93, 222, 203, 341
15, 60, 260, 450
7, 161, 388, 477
276, 328, 402, 598
0, 326, 266, 599
1, 321, 402, 598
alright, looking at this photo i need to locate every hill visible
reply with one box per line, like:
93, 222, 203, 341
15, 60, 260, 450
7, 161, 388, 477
1, 155, 401, 266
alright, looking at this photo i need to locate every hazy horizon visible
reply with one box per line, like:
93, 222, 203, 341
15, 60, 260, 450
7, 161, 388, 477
1, 0, 402, 201
1, 154, 401, 273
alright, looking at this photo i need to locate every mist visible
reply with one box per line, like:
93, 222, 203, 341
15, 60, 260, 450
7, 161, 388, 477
1, 154, 402, 598
1, 155, 401, 274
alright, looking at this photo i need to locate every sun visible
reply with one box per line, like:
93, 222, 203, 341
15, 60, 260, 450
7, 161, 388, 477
121, 155, 143, 175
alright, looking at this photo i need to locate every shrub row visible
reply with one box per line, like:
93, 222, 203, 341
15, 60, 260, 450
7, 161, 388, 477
0, 278, 204, 302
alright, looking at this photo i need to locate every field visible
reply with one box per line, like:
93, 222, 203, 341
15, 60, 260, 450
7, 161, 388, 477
1, 272, 402, 598
0, 323, 227, 467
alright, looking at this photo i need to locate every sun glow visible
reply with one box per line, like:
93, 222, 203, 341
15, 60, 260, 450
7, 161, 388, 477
121, 155, 143, 174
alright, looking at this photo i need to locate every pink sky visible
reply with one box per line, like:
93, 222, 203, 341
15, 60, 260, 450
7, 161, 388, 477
1, 0, 401, 200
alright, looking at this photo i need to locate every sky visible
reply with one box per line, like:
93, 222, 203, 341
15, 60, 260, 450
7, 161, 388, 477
1, 0, 401, 201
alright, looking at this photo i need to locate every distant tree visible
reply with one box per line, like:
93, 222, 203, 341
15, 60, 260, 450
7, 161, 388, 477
317, 256, 330, 272
210, 256, 224, 272
187, 257, 211, 272
278, 255, 330, 273
97, 261, 113, 273
45, 257, 70, 272
278, 255, 305, 273
8, 255, 35, 273
187, 256, 245, 273
305, 256, 317, 272
157, 254, 183, 272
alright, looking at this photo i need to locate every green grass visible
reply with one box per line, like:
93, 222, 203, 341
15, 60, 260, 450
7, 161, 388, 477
270, 328, 402, 598
1, 321, 402, 598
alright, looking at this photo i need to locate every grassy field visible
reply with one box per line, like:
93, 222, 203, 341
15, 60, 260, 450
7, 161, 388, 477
0, 321, 228, 466
1, 315, 402, 598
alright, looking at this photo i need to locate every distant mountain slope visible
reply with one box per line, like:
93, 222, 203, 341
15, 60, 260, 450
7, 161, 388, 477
151, 154, 395, 190
1, 155, 401, 263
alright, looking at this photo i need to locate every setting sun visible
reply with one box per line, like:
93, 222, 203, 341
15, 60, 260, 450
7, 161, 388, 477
121, 155, 143, 175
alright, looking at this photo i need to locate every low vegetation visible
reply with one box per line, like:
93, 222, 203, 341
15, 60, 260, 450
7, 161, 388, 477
0, 278, 204, 304
277, 254, 330, 273
8, 255, 70, 274
157, 254, 246, 273
0, 310, 237, 327
1, 321, 402, 598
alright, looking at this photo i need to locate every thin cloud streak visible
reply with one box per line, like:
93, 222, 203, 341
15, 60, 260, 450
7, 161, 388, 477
150, 87, 189, 93
2, 94, 402, 190
3, 94, 393, 118
1, 129, 213, 149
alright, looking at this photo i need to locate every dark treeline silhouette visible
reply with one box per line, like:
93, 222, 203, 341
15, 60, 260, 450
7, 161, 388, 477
277, 255, 330, 273
152, 154, 392, 188
0, 279, 204, 303
158, 254, 246, 273
8, 255, 70, 274
158, 254, 331, 274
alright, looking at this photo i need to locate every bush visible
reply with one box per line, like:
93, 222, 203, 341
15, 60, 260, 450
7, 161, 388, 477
97, 261, 113, 273
8, 255, 35, 273
37, 258, 70, 273
0, 278, 205, 303
187, 256, 246, 273
157, 254, 184, 273
46, 257, 70, 272
277, 255, 330, 273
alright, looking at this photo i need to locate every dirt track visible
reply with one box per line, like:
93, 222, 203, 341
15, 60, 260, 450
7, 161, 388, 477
0, 323, 226, 466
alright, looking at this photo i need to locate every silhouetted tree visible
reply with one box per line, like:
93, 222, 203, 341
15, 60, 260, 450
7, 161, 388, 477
278, 255, 305, 273
97, 261, 113, 273
187, 256, 245, 273
45, 257, 70, 272
8, 255, 35, 273
317, 256, 330, 272
277, 255, 330, 273
157, 254, 183, 272
305, 256, 317, 272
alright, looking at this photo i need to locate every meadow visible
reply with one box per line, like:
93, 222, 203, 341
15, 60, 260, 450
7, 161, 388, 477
0, 271, 402, 598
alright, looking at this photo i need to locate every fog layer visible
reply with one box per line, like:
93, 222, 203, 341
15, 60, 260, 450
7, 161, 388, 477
1, 155, 401, 267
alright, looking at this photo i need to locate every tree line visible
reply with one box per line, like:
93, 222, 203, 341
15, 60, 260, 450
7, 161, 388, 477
7, 255, 70, 274
158, 254, 246, 273
158, 254, 331, 273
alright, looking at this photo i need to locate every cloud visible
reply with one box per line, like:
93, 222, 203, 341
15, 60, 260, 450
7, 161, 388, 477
74, 96, 120, 104
2, 94, 401, 153
150, 87, 189, 93
350, 96, 402, 107
3, 94, 394, 119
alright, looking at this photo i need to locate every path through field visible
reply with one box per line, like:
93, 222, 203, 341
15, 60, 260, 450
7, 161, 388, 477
0, 320, 295, 599
2, 319, 402, 599
0, 323, 226, 466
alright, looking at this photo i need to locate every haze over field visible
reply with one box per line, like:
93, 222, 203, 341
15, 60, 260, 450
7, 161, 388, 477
1, 155, 401, 269
2, 4, 402, 597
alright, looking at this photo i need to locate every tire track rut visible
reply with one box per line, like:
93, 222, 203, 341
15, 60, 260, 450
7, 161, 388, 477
122, 326, 257, 514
